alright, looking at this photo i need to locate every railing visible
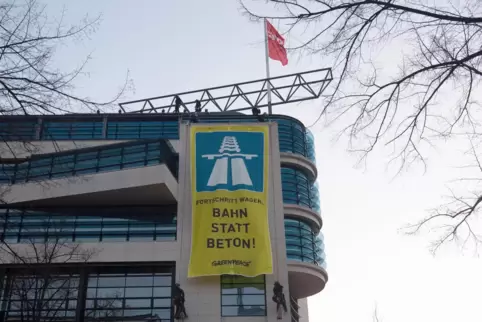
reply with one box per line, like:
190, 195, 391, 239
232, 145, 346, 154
0, 139, 178, 184
285, 218, 325, 267
41, 119, 104, 140
118, 69, 333, 114
0, 119, 37, 140
106, 120, 179, 139
0, 207, 177, 243
277, 119, 315, 163
281, 167, 320, 213
0, 114, 317, 162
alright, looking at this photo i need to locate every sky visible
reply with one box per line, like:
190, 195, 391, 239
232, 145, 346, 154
39, 1, 482, 321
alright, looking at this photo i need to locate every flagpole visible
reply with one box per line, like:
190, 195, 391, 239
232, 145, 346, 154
263, 18, 273, 115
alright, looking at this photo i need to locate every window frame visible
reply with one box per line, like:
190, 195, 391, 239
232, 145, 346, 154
220, 275, 267, 317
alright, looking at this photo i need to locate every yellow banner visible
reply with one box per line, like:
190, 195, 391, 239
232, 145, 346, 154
188, 124, 273, 277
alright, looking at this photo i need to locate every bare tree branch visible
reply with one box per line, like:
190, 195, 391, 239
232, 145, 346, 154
243, 0, 482, 251
0, 0, 132, 116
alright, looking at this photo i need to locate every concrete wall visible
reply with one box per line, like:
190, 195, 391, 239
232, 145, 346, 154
176, 122, 290, 322
1, 240, 180, 266
2, 164, 178, 205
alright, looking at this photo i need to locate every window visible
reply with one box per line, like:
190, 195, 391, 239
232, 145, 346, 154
0, 265, 174, 322
4, 274, 80, 319
0, 140, 178, 184
221, 275, 266, 317
0, 208, 177, 243
86, 272, 172, 319
284, 218, 325, 267
0, 120, 37, 140
281, 167, 320, 213
41, 120, 104, 140
276, 118, 311, 160
106, 121, 179, 139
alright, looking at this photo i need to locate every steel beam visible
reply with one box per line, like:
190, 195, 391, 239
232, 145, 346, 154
119, 68, 333, 114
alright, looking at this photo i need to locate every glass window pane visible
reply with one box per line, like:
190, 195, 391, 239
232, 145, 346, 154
153, 275, 171, 286
86, 288, 97, 298
75, 234, 100, 242
123, 309, 152, 317
124, 298, 151, 308
153, 298, 171, 307
221, 306, 241, 316
152, 308, 171, 319
153, 287, 171, 297
101, 234, 126, 242
125, 275, 153, 287
125, 287, 153, 298
1, 209, 177, 245
222, 305, 266, 317
221, 275, 266, 317
222, 286, 265, 295
129, 234, 154, 242
95, 287, 125, 298
97, 276, 126, 287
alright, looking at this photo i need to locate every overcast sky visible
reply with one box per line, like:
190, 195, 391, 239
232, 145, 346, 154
41, 1, 482, 321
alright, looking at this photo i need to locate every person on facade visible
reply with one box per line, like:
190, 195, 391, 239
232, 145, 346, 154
173, 283, 188, 319
272, 281, 287, 319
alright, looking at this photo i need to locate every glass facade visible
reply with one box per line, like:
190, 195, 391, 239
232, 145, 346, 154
285, 218, 325, 268
86, 271, 172, 319
281, 167, 321, 213
276, 118, 315, 163
0, 208, 177, 243
0, 114, 316, 162
0, 139, 178, 184
42, 120, 104, 140
221, 275, 266, 317
107, 120, 179, 139
305, 129, 316, 163
0, 119, 37, 140
0, 265, 174, 322
3, 273, 80, 319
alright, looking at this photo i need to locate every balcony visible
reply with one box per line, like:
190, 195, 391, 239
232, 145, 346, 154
0, 207, 177, 243
285, 218, 327, 298
281, 167, 320, 214
0, 140, 178, 206
280, 152, 317, 182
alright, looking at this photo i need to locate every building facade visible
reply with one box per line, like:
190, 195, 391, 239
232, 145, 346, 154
0, 113, 327, 322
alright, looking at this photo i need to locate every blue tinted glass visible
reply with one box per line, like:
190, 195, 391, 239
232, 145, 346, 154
0, 121, 37, 140
42, 121, 103, 140
0, 208, 177, 243
281, 167, 320, 213
274, 117, 315, 162
1, 116, 314, 160
0, 140, 177, 183
285, 218, 325, 267
106, 121, 179, 139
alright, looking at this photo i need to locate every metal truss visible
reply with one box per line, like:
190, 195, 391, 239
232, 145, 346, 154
119, 68, 333, 114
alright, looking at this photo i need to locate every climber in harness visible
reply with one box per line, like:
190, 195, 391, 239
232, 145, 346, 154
173, 283, 188, 320
272, 281, 287, 319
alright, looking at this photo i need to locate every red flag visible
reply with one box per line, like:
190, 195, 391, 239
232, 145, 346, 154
266, 21, 288, 66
